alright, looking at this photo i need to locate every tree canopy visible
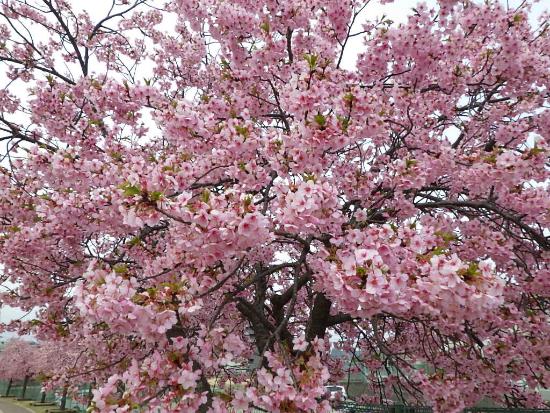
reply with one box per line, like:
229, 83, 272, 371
0, 0, 548, 412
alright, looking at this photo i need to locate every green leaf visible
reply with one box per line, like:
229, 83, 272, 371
260, 21, 270, 33
434, 231, 457, 243
343, 92, 355, 104
149, 191, 163, 202
243, 195, 253, 208
113, 263, 128, 274
56, 323, 69, 337
483, 153, 497, 164
527, 145, 545, 158
431, 246, 447, 256
314, 113, 326, 128
119, 182, 141, 197
110, 151, 123, 162
356, 266, 367, 279
235, 125, 249, 139
304, 53, 318, 70
127, 236, 141, 247
405, 159, 417, 169
238, 161, 248, 172
337, 115, 351, 132
302, 172, 316, 182
201, 189, 211, 204
220, 59, 230, 70
458, 261, 480, 282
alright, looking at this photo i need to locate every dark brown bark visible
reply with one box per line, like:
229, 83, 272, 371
86, 382, 93, 407
5, 378, 12, 397
60, 385, 68, 410
194, 360, 213, 413
21, 375, 29, 399
236, 299, 272, 353
165, 326, 214, 413
306, 293, 332, 341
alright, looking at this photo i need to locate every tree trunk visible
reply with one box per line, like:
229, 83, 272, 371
21, 375, 29, 399
40, 390, 46, 403
5, 378, 12, 397
87, 383, 93, 407
306, 293, 332, 341
166, 326, 213, 413
195, 360, 213, 413
60, 385, 68, 410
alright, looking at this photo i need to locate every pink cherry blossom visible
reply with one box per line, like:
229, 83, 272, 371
0, 0, 548, 411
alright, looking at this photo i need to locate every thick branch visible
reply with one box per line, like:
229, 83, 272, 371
305, 292, 332, 341
415, 198, 548, 250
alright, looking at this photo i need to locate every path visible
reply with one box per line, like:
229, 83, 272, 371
0, 399, 33, 413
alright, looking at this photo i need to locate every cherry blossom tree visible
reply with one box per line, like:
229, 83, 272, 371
0, 339, 38, 398
0, 338, 88, 404
0, 339, 19, 396
31, 340, 80, 403
0, 0, 548, 412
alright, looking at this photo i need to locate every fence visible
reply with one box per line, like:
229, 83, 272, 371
335, 402, 550, 413
466, 410, 550, 413
336, 403, 432, 412
0, 380, 88, 412
2, 381, 549, 413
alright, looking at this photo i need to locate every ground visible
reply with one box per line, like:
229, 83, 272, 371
0, 398, 53, 413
